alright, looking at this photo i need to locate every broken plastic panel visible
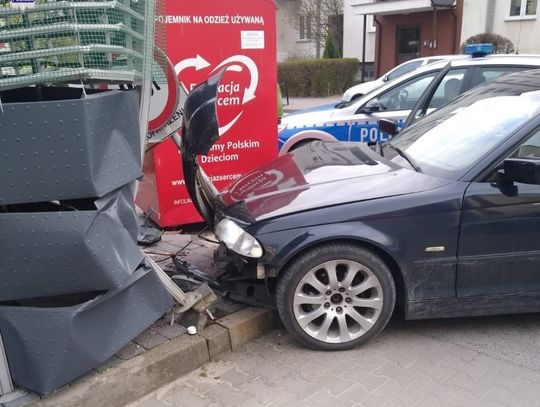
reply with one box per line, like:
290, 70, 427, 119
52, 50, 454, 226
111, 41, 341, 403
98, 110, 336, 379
0, 262, 174, 395
0, 185, 143, 301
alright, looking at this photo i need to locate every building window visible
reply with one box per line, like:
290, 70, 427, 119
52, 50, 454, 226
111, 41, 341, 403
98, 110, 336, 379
508, 0, 537, 19
299, 15, 312, 40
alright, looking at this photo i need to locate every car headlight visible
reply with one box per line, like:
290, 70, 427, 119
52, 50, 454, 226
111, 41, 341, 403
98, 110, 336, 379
215, 218, 263, 258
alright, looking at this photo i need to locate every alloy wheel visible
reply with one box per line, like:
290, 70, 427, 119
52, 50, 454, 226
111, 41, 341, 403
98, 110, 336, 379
292, 260, 384, 344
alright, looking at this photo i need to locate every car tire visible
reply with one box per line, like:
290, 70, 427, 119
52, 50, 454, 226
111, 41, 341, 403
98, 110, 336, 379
289, 139, 316, 152
276, 243, 396, 351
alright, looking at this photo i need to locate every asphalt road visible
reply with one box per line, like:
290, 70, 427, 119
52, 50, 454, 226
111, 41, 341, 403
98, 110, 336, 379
131, 311, 540, 407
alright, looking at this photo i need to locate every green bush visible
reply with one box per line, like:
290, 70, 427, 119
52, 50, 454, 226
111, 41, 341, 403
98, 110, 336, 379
278, 58, 360, 97
277, 83, 283, 118
323, 36, 341, 59
461, 33, 515, 54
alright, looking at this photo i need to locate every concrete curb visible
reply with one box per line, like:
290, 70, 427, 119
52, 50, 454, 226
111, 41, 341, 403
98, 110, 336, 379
29, 307, 277, 407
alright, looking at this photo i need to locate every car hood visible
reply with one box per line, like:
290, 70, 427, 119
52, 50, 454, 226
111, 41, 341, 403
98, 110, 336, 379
281, 98, 367, 130
285, 103, 337, 117
220, 141, 450, 223
342, 79, 383, 101
281, 108, 339, 127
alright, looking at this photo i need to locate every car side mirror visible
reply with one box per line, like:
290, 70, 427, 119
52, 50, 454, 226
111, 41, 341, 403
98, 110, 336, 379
383, 74, 389, 82
378, 119, 399, 137
361, 98, 381, 114
502, 158, 540, 185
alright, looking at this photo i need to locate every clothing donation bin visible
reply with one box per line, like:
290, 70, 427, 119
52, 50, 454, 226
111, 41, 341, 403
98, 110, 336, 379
137, 0, 278, 226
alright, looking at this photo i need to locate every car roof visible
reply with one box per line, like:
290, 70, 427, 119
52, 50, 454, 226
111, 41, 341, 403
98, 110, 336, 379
450, 54, 540, 68
424, 54, 464, 61
390, 54, 540, 85
398, 54, 462, 64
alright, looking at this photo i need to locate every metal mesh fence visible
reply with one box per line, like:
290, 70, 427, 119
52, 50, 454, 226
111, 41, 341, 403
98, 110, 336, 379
0, 0, 155, 91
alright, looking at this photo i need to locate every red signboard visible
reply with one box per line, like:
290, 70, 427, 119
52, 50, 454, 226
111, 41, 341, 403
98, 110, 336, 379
137, 0, 278, 227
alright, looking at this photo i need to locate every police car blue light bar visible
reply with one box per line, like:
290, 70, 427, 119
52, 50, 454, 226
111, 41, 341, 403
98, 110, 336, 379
464, 43, 494, 57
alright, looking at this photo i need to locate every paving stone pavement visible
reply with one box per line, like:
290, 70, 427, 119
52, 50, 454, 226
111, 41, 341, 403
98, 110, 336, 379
129, 312, 540, 407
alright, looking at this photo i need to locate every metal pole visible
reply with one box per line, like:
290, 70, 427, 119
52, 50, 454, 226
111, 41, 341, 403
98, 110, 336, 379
432, 7, 438, 55
373, 15, 382, 78
316, 0, 322, 58
361, 14, 367, 82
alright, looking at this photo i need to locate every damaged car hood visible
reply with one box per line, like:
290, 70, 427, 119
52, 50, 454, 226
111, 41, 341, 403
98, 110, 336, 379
219, 141, 450, 222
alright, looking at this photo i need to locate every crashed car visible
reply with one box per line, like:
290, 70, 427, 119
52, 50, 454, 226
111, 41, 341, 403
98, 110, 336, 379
179, 69, 540, 350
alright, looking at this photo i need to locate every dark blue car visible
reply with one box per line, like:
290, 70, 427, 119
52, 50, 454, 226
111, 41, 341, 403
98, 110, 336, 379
180, 69, 540, 350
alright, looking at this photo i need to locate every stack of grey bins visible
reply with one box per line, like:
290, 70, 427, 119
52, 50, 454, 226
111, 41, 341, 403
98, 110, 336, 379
0, 86, 174, 395
0, 1, 173, 395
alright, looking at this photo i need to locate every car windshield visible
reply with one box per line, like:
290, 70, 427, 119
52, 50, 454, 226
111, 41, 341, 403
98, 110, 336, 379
382, 84, 540, 179
387, 59, 423, 81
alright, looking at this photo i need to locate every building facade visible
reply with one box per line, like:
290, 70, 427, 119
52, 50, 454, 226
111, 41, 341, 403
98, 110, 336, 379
461, 0, 539, 54
343, 4, 377, 79
276, 0, 318, 61
348, 0, 463, 77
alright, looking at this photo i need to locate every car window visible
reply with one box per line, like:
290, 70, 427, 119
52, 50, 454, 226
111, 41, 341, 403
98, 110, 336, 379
470, 66, 527, 88
512, 128, 540, 159
375, 72, 437, 112
387, 60, 423, 81
428, 69, 468, 108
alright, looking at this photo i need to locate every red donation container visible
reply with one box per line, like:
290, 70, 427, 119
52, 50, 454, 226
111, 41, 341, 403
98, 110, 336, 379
137, 0, 278, 226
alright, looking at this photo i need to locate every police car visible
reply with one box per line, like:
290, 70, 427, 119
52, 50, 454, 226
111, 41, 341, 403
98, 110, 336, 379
341, 54, 463, 102
278, 45, 540, 153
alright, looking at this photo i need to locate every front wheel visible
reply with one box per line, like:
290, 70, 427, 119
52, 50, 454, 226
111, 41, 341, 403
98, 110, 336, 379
276, 243, 396, 350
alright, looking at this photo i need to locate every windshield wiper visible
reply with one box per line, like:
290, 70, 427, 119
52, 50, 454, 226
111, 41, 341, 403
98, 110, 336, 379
386, 143, 421, 172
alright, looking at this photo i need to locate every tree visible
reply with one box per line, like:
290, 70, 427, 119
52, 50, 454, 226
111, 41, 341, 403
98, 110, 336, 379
461, 33, 515, 54
323, 35, 341, 58
290, 0, 344, 58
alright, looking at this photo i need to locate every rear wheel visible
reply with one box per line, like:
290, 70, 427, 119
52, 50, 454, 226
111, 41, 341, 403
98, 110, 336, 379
276, 243, 395, 350
289, 139, 316, 152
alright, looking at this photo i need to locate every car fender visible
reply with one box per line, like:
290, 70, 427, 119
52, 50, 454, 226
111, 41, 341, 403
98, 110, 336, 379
256, 222, 403, 276
279, 130, 338, 154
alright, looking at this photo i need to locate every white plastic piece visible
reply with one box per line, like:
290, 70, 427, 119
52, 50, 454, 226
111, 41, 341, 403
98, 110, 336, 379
187, 326, 197, 335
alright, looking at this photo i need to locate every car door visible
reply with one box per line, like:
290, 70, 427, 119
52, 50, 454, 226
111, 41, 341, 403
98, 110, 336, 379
457, 126, 540, 297
404, 65, 531, 129
349, 71, 438, 143
404, 65, 472, 129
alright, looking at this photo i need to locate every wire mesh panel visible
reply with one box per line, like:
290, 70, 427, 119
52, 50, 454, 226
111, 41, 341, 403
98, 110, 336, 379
0, 0, 152, 91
